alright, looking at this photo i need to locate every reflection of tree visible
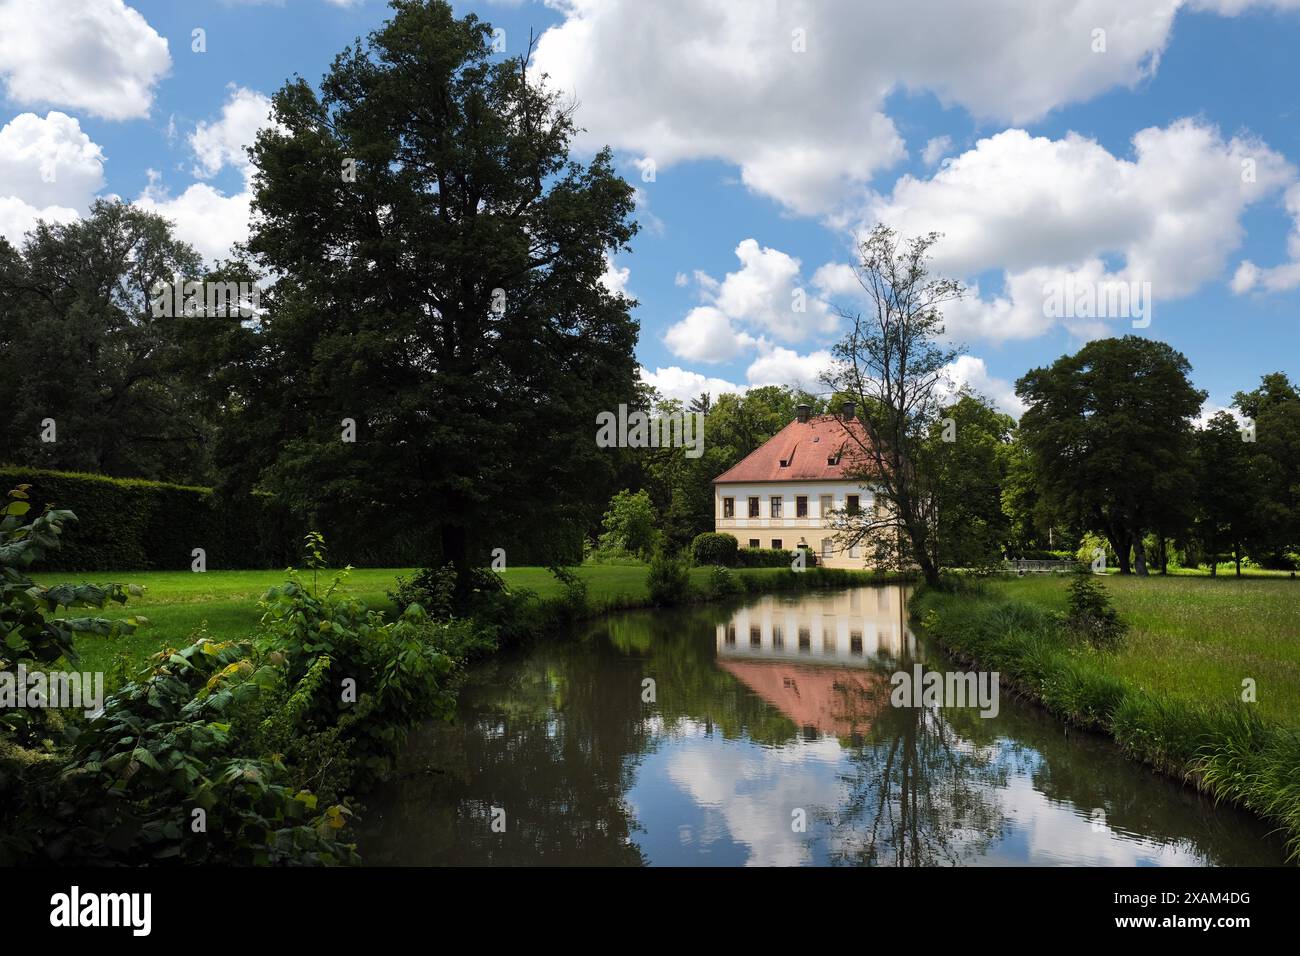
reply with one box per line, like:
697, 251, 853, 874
828, 693, 1009, 866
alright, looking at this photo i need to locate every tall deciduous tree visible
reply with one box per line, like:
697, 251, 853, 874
0, 201, 210, 483
1016, 336, 1204, 575
220, 0, 640, 576
823, 225, 964, 586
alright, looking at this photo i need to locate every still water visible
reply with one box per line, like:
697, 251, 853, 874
360, 585, 1287, 865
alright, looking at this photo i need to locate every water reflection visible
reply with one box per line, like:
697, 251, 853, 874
359, 586, 1287, 866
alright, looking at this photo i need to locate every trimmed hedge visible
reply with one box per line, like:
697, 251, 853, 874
734, 546, 818, 569
0, 467, 296, 571
691, 532, 738, 566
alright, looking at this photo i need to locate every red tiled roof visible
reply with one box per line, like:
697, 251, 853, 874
713, 414, 874, 483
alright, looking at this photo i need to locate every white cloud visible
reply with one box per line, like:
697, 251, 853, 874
134, 178, 253, 265
940, 355, 1026, 417
0, 0, 170, 121
1232, 183, 1300, 293
189, 86, 277, 179
664, 239, 836, 361
674, 271, 689, 287
528, 0, 1280, 215
599, 255, 631, 297
0, 111, 105, 246
639, 365, 746, 402
132, 86, 280, 264
921, 135, 953, 167
745, 344, 834, 391
858, 120, 1293, 340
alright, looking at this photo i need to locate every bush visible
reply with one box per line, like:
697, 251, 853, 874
734, 547, 815, 568
1063, 569, 1127, 647
647, 551, 692, 606
704, 565, 738, 600
691, 532, 739, 566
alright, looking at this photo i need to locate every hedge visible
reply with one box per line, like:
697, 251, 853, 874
0, 467, 578, 572
0, 468, 295, 571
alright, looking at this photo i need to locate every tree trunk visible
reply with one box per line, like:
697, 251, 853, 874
1108, 531, 1131, 575
1132, 529, 1148, 576
1158, 534, 1168, 575
1234, 543, 1242, 578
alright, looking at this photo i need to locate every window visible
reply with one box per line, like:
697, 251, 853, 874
847, 494, 860, 515
723, 497, 735, 518
796, 495, 808, 518
850, 631, 863, 656
821, 538, 833, 558
820, 495, 833, 520
750, 626, 761, 647
771, 539, 782, 550
823, 635, 836, 655
798, 628, 811, 652
849, 542, 860, 559
773, 625, 784, 647
748, 496, 760, 518
725, 625, 736, 646
748, 539, 760, 548
770, 496, 783, 518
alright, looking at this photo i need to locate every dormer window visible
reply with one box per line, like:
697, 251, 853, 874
779, 458, 789, 467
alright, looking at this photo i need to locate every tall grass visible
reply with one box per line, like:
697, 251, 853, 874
914, 578, 1300, 860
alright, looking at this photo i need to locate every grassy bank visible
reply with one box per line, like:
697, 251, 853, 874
50, 564, 902, 675
913, 575, 1300, 859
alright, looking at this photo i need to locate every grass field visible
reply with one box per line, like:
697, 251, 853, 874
988, 575, 1300, 727
41, 564, 799, 675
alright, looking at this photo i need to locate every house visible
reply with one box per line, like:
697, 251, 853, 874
712, 402, 883, 569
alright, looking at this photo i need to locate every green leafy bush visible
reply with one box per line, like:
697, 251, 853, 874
1063, 568, 1127, 647
647, 551, 692, 606
704, 565, 738, 600
691, 532, 739, 566
734, 547, 815, 568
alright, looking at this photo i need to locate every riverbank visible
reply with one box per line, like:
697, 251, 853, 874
911, 576, 1300, 860
61, 564, 910, 676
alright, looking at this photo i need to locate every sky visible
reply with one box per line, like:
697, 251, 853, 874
3, 0, 1300, 419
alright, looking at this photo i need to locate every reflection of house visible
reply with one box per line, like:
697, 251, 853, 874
715, 587, 916, 665
712, 402, 885, 569
717, 660, 886, 738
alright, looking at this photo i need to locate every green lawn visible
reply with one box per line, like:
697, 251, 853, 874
42, 564, 797, 675
986, 574, 1300, 727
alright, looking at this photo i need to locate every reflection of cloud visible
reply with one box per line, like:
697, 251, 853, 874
658, 724, 846, 867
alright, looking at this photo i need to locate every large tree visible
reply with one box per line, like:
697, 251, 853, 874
0, 201, 211, 483
1016, 336, 1204, 575
1232, 372, 1300, 567
217, 0, 640, 575
823, 225, 964, 586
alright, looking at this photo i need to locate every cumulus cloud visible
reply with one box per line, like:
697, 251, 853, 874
745, 344, 835, 392
850, 120, 1293, 341
1232, 183, 1300, 293
940, 355, 1026, 417
189, 86, 277, 179
0, 111, 105, 246
527, 0, 1282, 215
0, 0, 170, 121
133, 86, 280, 264
599, 255, 631, 297
639, 365, 746, 403
663, 239, 836, 362
921, 135, 953, 167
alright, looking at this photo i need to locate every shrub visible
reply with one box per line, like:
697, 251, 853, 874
734, 547, 813, 568
647, 551, 692, 606
691, 532, 738, 566
704, 565, 738, 600
1063, 568, 1127, 647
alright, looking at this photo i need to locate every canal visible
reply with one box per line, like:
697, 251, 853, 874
359, 585, 1287, 865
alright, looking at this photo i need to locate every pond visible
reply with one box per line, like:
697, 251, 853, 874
359, 585, 1288, 866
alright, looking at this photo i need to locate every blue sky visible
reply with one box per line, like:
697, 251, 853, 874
3, 0, 1300, 418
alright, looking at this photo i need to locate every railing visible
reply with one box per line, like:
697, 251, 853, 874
1005, 558, 1075, 573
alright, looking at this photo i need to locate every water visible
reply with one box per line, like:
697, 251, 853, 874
359, 586, 1287, 866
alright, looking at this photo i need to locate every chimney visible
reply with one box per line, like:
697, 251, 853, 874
796, 403, 811, 423
841, 401, 856, 421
